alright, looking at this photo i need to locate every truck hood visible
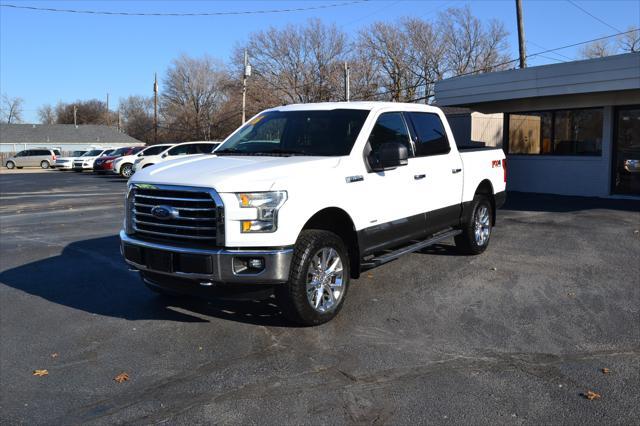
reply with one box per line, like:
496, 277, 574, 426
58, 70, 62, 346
130, 154, 342, 192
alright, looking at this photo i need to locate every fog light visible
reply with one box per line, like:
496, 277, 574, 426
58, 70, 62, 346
233, 257, 266, 274
249, 258, 264, 269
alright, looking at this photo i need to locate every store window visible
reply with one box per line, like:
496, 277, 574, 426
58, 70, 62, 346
506, 108, 603, 155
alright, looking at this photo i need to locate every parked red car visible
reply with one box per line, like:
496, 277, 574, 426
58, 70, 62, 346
93, 146, 144, 173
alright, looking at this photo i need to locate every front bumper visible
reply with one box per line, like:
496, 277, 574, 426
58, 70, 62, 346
119, 230, 293, 285
54, 162, 73, 169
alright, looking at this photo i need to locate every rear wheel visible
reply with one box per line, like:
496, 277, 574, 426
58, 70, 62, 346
5, 161, 15, 169
455, 194, 493, 255
275, 230, 349, 326
120, 163, 134, 178
40, 160, 50, 169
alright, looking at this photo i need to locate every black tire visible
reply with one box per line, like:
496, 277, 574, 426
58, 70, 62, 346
40, 160, 50, 169
120, 163, 134, 178
455, 194, 493, 255
73, 169, 82, 172
17, 166, 23, 169
5, 161, 15, 169
275, 230, 350, 326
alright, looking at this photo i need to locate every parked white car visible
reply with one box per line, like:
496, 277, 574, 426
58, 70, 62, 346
72, 148, 114, 171
121, 102, 507, 326
133, 141, 220, 172
53, 150, 87, 170
112, 144, 174, 178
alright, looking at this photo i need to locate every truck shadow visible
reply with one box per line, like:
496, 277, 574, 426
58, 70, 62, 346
503, 192, 640, 213
0, 235, 291, 327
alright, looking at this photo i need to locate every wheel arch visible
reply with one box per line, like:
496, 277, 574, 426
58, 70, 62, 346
301, 207, 361, 279
474, 179, 496, 225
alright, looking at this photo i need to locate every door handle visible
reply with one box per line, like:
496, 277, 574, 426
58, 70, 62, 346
414, 174, 426, 180
452, 168, 462, 174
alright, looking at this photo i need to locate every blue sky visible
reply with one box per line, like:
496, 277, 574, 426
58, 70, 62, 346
1, 0, 638, 123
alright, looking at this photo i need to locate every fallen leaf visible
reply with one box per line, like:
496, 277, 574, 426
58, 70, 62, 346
567, 292, 576, 297
198, 346, 203, 351
33, 369, 49, 377
583, 390, 601, 400
601, 368, 610, 374
490, 267, 497, 271
366, 273, 373, 279
114, 372, 130, 383
50, 353, 59, 358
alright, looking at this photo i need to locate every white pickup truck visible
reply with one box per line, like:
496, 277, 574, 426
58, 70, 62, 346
120, 102, 506, 325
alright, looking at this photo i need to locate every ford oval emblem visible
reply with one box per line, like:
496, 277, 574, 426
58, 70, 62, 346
151, 205, 178, 220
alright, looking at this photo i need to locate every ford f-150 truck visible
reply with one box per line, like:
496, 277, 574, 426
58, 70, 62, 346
120, 102, 506, 325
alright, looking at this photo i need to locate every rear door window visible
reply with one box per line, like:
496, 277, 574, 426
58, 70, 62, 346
406, 112, 451, 157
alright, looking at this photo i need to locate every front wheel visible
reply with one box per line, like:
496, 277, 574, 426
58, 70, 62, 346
40, 160, 50, 169
5, 161, 15, 169
455, 195, 493, 255
276, 230, 350, 326
120, 163, 134, 178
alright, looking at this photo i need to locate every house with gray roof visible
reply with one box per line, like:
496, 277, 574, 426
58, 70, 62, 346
0, 124, 144, 153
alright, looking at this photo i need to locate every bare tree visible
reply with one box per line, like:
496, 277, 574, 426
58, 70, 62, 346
119, 95, 154, 143
161, 54, 230, 141
38, 104, 56, 124
55, 99, 113, 125
1, 94, 24, 124
580, 39, 617, 58
617, 27, 640, 53
404, 18, 446, 102
238, 19, 349, 104
438, 6, 510, 76
356, 21, 417, 101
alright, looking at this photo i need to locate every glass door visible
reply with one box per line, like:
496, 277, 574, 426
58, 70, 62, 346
612, 106, 640, 195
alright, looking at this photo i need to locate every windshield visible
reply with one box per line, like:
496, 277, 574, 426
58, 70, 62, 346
217, 109, 370, 156
142, 145, 171, 156
111, 147, 129, 156
83, 150, 102, 156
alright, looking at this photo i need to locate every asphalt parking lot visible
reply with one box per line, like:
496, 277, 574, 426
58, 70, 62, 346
1, 170, 639, 424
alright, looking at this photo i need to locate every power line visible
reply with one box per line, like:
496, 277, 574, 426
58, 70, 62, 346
565, 0, 622, 33
0, 1, 366, 17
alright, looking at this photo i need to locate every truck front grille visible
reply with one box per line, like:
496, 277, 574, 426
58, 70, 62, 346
131, 185, 223, 245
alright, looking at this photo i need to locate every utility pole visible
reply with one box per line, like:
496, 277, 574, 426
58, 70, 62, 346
106, 93, 110, 126
242, 49, 251, 124
73, 105, 77, 127
153, 73, 158, 143
344, 62, 350, 102
516, 0, 527, 68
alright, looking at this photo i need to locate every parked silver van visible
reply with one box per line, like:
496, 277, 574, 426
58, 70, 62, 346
4, 149, 58, 169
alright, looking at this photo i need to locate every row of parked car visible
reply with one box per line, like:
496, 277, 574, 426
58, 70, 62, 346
4, 141, 221, 177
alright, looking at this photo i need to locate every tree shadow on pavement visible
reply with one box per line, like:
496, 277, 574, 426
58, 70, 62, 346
0, 235, 291, 327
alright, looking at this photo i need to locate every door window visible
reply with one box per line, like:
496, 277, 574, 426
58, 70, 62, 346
613, 106, 640, 195
406, 112, 451, 156
368, 112, 413, 155
167, 145, 191, 156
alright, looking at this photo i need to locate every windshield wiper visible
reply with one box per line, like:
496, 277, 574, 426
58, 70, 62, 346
258, 149, 313, 156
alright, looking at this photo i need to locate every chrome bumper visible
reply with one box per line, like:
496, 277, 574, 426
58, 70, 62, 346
119, 230, 293, 285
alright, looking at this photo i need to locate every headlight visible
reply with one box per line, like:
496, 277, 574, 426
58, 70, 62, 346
236, 191, 287, 233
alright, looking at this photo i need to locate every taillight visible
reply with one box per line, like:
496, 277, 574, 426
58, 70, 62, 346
52, 154, 57, 161
502, 159, 507, 183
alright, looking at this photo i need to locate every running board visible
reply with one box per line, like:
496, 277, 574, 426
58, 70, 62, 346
361, 229, 462, 269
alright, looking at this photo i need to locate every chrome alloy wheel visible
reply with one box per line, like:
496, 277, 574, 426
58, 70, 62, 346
306, 247, 344, 313
474, 205, 491, 246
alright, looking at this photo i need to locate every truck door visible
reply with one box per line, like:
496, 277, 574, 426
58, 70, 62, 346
405, 112, 464, 235
357, 112, 428, 255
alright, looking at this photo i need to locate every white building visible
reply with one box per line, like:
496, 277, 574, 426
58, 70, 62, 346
0, 124, 145, 154
435, 53, 640, 197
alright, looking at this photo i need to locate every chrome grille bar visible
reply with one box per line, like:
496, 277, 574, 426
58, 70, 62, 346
130, 184, 223, 245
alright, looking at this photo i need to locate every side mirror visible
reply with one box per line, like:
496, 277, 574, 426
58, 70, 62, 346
161, 153, 168, 159
369, 141, 409, 172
